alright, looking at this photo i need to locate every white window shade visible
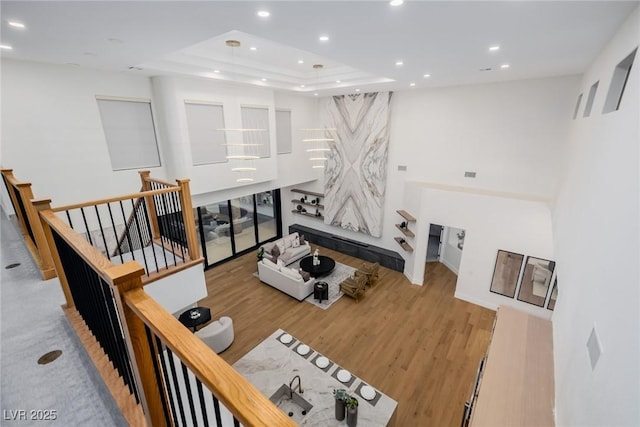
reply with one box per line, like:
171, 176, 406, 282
185, 102, 228, 165
276, 109, 292, 154
241, 106, 270, 158
96, 98, 161, 171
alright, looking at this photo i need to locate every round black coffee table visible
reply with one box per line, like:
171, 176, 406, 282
178, 307, 211, 332
300, 255, 336, 278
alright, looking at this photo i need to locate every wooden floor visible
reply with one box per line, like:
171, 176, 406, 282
199, 245, 495, 427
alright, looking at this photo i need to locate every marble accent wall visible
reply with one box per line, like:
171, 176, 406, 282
325, 92, 392, 237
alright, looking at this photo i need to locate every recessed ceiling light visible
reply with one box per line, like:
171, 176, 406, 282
355, 89, 361, 92
336, 80, 341, 83
489, 45, 500, 52
319, 35, 329, 42
250, 46, 257, 51
314, 93, 319, 96
257, 10, 270, 18
423, 74, 431, 78
213, 69, 220, 73
409, 82, 416, 87
501, 64, 510, 69
300, 85, 305, 88
390, 0, 404, 5
0, 44, 13, 50
261, 78, 267, 81
8, 21, 25, 29
298, 59, 304, 64
395, 61, 404, 66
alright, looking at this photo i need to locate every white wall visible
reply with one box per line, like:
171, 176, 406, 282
552, 7, 639, 426
406, 182, 556, 319
0, 59, 167, 205
390, 75, 579, 200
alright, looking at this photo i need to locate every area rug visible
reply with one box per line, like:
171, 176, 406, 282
254, 260, 356, 310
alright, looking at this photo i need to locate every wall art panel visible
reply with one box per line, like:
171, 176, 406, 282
325, 92, 392, 237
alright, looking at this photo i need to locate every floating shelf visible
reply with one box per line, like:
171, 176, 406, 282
396, 210, 416, 222
292, 210, 324, 220
395, 224, 415, 238
292, 188, 324, 198
292, 199, 325, 209
394, 237, 414, 252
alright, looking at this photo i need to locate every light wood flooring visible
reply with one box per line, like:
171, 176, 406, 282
199, 245, 495, 427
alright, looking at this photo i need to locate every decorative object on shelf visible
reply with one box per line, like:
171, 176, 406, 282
489, 250, 524, 298
346, 396, 359, 427
400, 221, 407, 229
398, 238, 406, 244
315, 208, 321, 217
311, 198, 317, 205
333, 388, 347, 421
315, 197, 321, 205
297, 205, 303, 211
301, 208, 307, 213
313, 248, 320, 266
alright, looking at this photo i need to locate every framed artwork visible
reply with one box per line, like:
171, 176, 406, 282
547, 278, 558, 310
517, 256, 556, 307
489, 250, 524, 298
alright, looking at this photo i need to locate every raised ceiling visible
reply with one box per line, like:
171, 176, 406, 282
1, 1, 637, 95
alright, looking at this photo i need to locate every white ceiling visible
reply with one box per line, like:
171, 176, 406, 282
1, 1, 638, 96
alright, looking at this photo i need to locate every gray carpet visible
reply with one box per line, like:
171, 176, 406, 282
0, 212, 127, 426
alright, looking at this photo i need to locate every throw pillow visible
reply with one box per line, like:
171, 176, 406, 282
299, 269, 311, 282
284, 234, 295, 248
299, 234, 306, 245
271, 244, 280, 261
276, 240, 286, 255
292, 235, 300, 248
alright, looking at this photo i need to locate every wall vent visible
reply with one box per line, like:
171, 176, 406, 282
586, 326, 603, 371
397, 165, 407, 171
464, 171, 477, 178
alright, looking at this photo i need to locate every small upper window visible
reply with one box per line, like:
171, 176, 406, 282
603, 47, 637, 114
573, 93, 583, 120
96, 97, 161, 171
583, 81, 599, 118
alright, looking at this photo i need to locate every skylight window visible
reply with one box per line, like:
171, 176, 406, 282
603, 47, 637, 114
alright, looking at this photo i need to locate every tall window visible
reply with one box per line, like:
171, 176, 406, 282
603, 47, 637, 114
276, 109, 292, 154
96, 97, 161, 171
185, 101, 228, 165
241, 106, 270, 158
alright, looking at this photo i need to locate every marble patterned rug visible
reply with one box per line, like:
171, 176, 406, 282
255, 260, 356, 310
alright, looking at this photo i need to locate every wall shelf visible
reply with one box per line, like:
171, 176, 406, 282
394, 237, 414, 252
291, 210, 324, 220
396, 210, 416, 222
292, 188, 324, 198
291, 189, 324, 221
395, 224, 415, 238
292, 199, 324, 209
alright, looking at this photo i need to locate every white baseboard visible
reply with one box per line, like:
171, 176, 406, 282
440, 258, 459, 275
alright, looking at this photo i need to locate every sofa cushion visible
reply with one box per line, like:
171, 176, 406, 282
281, 267, 302, 281
292, 234, 300, 248
283, 233, 296, 249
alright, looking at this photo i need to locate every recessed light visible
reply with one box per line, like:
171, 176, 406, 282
214, 69, 220, 73
355, 89, 361, 92
0, 44, 13, 50
257, 10, 270, 18
298, 60, 304, 64
319, 35, 329, 42
489, 45, 500, 52
409, 82, 416, 87
261, 78, 267, 81
395, 61, 404, 66
501, 64, 510, 69
8, 21, 25, 29
314, 93, 319, 96
336, 80, 341, 83
480, 67, 493, 72
250, 46, 257, 51
390, 0, 404, 5
423, 74, 431, 78
300, 84, 305, 88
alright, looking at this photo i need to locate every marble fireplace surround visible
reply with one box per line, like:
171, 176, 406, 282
233, 329, 397, 426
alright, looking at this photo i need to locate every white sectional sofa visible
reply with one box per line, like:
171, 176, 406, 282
260, 232, 310, 265
257, 258, 315, 301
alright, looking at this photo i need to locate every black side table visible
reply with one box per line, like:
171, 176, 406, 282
314, 282, 329, 303
178, 307, 212, 332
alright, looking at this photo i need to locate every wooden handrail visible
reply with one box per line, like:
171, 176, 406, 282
51, 186, 180, 213
124, 287, 297, 427
139, 170, 178, 188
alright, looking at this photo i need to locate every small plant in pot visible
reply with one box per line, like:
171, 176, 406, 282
256, 246, 264, 261
345, 396, 359, 427
333, 388, 348, 421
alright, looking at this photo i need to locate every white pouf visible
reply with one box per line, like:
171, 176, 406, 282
195, 316, 234, 354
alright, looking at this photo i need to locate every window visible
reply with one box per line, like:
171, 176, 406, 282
276, 109, 293, 154
96, 97, 161, 171
573, 93, 583, 120
583, 81, 599, 118
241, 106, 270, 158
185, 101, 227, 165
603, 47, 637, 114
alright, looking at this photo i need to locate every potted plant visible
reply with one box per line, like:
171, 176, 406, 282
333, 388, 347, 420
256, 246, 264, 261
346, 396, 359, 426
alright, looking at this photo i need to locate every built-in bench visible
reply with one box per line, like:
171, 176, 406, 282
289, 224, 405, 272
